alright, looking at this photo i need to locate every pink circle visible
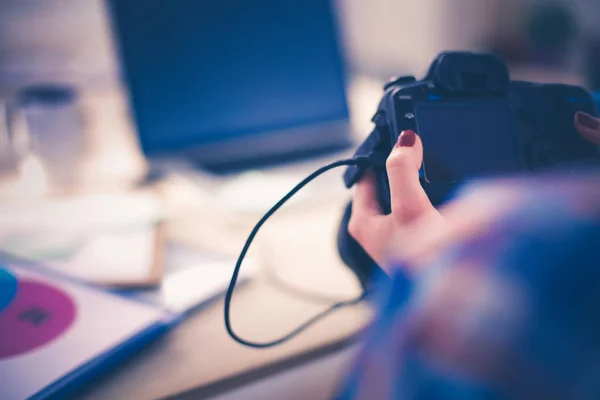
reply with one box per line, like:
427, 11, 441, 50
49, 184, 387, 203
0, 279, 76, 359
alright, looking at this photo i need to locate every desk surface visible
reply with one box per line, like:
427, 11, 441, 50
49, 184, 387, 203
76, 174, 373, 399
79, 280, 370, 400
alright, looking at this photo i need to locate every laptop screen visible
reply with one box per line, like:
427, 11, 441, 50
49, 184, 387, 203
107, 0, 350, 157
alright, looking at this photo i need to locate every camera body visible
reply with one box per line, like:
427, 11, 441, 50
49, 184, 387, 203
338, 52, 600, 291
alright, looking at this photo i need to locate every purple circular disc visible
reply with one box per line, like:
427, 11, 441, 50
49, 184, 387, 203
0, 279, 76, 359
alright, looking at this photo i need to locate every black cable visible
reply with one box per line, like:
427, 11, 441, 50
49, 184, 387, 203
224, 156, 376, 349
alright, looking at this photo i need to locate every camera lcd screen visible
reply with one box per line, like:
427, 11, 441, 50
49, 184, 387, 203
414, 100, 523, 182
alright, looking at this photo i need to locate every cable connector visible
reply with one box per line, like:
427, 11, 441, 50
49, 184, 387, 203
353, 151, 388, 169
344, 151, 388, 189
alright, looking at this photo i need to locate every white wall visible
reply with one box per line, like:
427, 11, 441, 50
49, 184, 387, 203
0, 0, 597, 92
0, 0, 518, 90
0, 0, 118, 92
335, 0, 511, 77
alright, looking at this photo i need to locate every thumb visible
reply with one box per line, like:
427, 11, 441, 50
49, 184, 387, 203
386, 130, 436, 224
575, 112, 600, 146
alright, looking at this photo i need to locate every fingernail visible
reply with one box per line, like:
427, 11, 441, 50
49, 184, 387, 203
397, 130, 416, 147
577, 112, 600, 129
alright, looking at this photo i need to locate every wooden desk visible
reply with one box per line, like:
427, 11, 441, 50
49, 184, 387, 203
76, 190, 373, 400
78, 282, 370, 400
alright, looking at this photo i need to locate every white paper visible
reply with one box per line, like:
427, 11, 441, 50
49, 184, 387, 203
0, 264, 168, 400
46, 228, 157, 283
159, 259, 256, 314
0, 192, 163, 284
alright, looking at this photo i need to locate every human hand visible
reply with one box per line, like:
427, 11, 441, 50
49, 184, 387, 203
348, 130, 443, 270
349, 114, 600, 273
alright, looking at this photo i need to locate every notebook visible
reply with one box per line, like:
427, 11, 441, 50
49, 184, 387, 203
0, 261, 175, 400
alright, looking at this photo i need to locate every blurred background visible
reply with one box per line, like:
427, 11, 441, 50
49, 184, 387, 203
0, 0, 599, 313
1, 1, 600, 398
1, 0, 599, 191
0, 0, 597, 303
0, 0, 598, 292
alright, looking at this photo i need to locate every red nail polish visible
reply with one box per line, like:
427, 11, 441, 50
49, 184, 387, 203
577, 112, 600, 129
398, 130, 416, 147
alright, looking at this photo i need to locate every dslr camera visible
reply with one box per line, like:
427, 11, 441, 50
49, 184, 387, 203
338, 51, 600, 290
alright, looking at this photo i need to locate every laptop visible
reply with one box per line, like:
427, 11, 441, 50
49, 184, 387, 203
107, 0, 353, 174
